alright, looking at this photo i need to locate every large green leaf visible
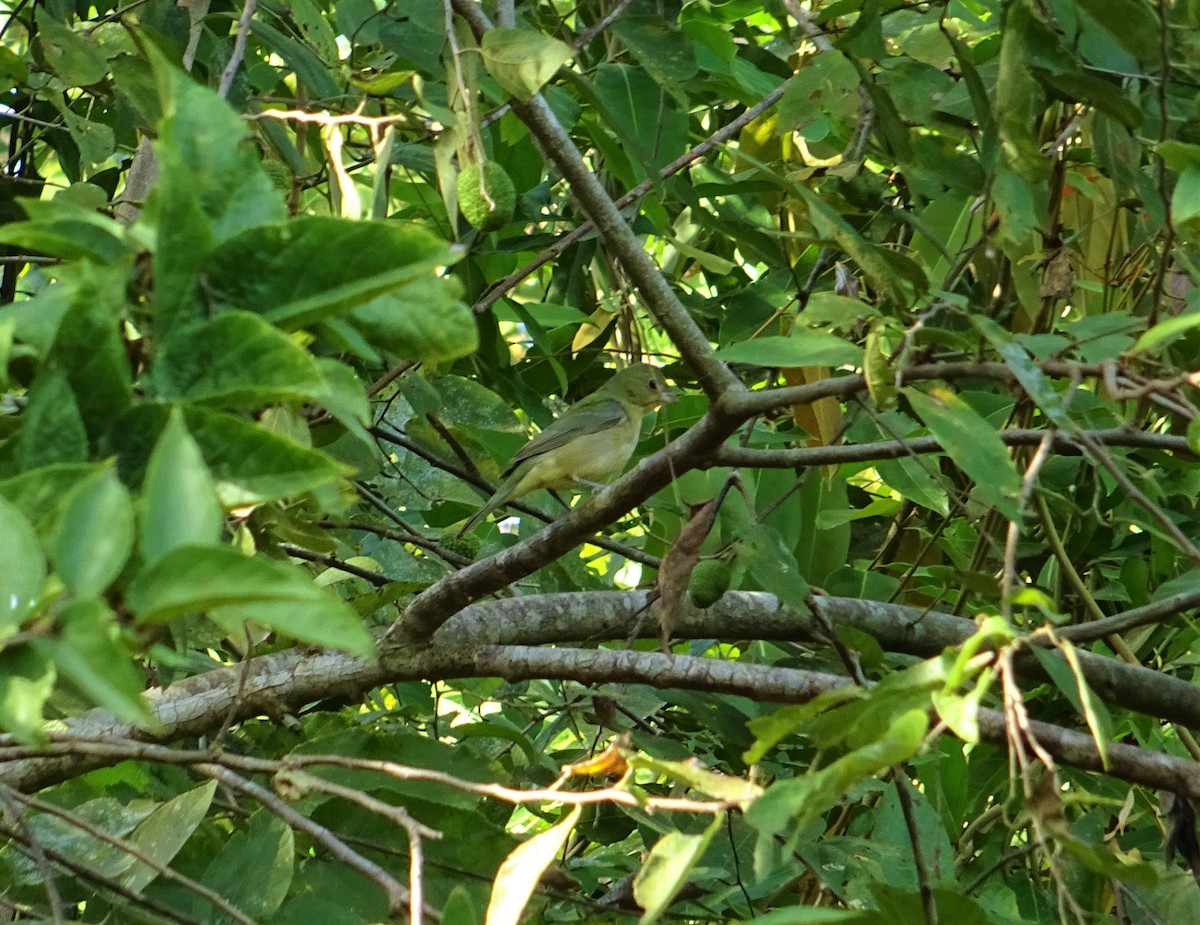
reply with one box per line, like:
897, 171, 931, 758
140, 408, 224, 564
114, 404, 348, 507
199, 218, 468, 352
47, 466, 134, 596
480, 28, 572, 100
903, 386, 1021, 520
16, 370, 89, 469
37, 597, 152, 727
0, 497, 46, 635
715, 333, 861, 367
634, 816, 724, 925
151, 311, 327, 408
34, 8, 107, 87
583, 64, 689, 172
201, 811, 295, 921
0, 197, 131, 263
46, 271, 134, 443
0, 464, 99, 534
119, 782, 218, 893
127, 546, 375, 657
147, 46, 286, 332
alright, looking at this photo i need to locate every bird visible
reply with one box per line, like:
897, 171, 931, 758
458, 363, 677, 535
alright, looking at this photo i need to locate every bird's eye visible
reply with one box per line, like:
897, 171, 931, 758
647, 379, 657, 390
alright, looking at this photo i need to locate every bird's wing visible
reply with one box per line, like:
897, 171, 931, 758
504, 397, 630, 473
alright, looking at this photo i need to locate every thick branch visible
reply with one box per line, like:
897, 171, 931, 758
6, 591, 1200, 794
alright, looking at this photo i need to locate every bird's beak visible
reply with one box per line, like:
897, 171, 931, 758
660, 387, 679, 405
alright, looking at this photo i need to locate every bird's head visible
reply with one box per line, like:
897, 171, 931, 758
608, 363, 678, 410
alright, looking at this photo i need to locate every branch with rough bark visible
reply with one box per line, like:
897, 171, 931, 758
7, 591, 1200, 797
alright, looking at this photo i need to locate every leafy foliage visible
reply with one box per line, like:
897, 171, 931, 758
3, 0, 1200, 922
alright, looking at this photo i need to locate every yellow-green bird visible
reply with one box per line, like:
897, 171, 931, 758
458, 364, 677, 535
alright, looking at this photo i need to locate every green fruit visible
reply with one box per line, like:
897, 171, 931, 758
457, 161, 516, 231
689, 559, 732, 609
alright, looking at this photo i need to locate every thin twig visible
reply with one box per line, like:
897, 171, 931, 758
218, 0, 258, 99
196, 763, 415, 917
1, 786, 259, 925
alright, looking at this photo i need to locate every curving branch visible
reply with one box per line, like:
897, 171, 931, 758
6, 592, 1200, 797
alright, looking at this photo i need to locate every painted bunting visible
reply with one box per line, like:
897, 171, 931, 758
458, 364, 677, 535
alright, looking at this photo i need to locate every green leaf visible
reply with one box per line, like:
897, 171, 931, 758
735, 522, 811, 612
480, 28, 572, 101
746, 709, 928, 840
154, 60, 287, 243
777, 50, 862, 135
48, 466, 133, 596
903, 387, 1021, 520
0, 646, 55, 743
791, 184, 926, 306
0, 464, 99, 534
347, 275, 478, 363
486, 806, 581, 925
1171, 165, 1200, 238
715, 334, 861, 367
200, 216, 462, 330
1031, 644, 1113, 770
876, 457, 948, 516
429, 375, 522, 432
584, 64, 689, 173
119, 782, 218, 893
744, 688, 863, 765
146, 45, 287, 331
38, 597, 152, 727
250, 18, 344, 100
46, 269, 135, 443
140, 408, 224, 565
1073, 0, 1159, 61
0, 497, 46, 635
16, 369, 89, 469
634, 815, 724, 925
975, 317, 1069, 427
735, 910, 861, 925
35, 8, 108, 87
187, 405, 348, 505
152, 311, 327, 408
1134, 308, 1200, 353
115, 404, 348, 507
442, 887, 480, 925
313, 359, 371, 434
202, 811, 295, 920
629, 755, 762, 804
128, 546, 375, 658
609, 15, 698, 86
0, 197, 130, 263
51, 99, 116, 168
0, 45, 28, 93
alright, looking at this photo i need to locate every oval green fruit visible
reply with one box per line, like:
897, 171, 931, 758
457, 161, 516, 232
689, 559, 732, 609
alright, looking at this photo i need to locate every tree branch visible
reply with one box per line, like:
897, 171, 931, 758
449, 0, 743, 399
6, 592, 1200, 796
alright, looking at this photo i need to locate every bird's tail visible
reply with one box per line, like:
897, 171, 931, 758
457, 472, 521, 537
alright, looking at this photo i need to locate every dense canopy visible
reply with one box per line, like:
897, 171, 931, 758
4, 0, 1200, 922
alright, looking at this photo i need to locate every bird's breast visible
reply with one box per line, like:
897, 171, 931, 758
516, 415, 640, 493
